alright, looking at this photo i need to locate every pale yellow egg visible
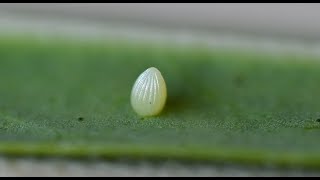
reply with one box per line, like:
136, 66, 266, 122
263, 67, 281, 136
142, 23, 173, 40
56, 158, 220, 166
131, 67, 167, 117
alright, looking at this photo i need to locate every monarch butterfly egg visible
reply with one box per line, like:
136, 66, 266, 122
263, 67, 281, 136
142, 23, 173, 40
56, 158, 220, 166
131, 67, 167, 117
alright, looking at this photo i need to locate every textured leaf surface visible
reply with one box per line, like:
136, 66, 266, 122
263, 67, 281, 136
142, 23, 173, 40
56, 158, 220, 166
0, 35, 320, 168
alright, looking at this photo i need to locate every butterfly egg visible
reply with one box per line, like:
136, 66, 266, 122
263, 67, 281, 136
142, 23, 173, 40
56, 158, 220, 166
131, 67, 167, 117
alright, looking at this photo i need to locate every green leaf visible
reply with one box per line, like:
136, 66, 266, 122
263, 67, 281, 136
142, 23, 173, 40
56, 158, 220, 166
1, 34, 320, 168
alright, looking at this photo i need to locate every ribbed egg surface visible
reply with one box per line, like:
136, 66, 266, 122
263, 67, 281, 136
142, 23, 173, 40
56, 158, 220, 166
131, 67, 167, 117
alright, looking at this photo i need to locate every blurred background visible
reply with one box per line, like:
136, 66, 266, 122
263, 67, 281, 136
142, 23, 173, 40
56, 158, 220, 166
1, 3, 320, 177
1, 3, 320, 55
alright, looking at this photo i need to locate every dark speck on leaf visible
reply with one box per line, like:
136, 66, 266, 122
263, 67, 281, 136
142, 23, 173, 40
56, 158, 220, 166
316, 118, 320, 122
234, 74, 246, 87
78, 117, 84, 121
